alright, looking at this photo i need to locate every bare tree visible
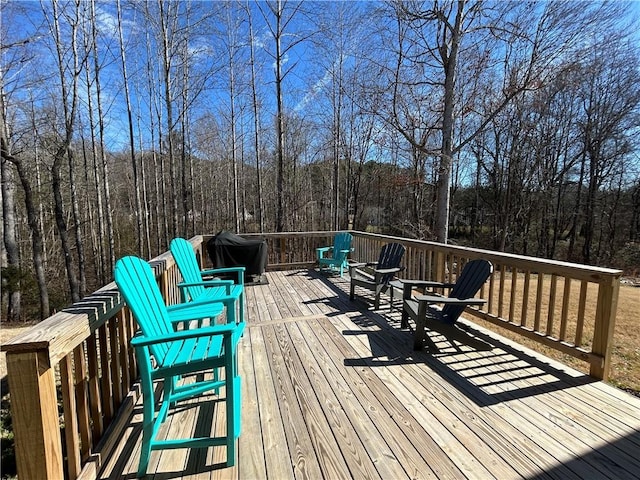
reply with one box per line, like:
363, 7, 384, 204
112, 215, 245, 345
48, 0, 82, 302
116, 0, 144, 256
1, 108, 21, 321
258, 0, 307, 232
576, 39, 640, 264
246, 2, 266, 232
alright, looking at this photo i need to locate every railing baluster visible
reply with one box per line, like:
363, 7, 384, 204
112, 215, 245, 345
86, 331, 104, 440
547, 274, 558, 336
109, 313, 123, 408
509, 267, 518, 323
99, 323, 114, 423
498, 264, 506, 318
488, 266, 496, 314
534, 273, 544, 332
559, 278, 571, 341
575, 280, 588, 347
118, 309, 131, 392
73, 343, 92, 460
61, 353, 82, 478
521, 270, 531, 327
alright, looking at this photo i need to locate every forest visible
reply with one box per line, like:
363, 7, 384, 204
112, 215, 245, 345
1, 0, 639, 322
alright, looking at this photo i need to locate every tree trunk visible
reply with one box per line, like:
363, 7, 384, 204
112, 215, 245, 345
0, 142, 21, 321
274, 0, 285, 232
51, 0, 81, 303
117, 0, 144, 256
247, 4, 265, 232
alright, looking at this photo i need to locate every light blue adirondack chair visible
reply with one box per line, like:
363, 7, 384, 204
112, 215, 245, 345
114, 256, 244, 477
316, 232, 353, 277
170, 237, 245, 324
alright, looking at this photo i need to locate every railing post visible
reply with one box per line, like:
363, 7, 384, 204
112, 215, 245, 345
6, 349, 64, 479
280, 237, 286, 264
435, 251, 446, 282
590, 274, 620, 380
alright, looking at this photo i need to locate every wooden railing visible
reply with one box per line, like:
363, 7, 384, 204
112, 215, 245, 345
348, 231, 622, 381
1, 231, 622, 479
1, 243, 198, 480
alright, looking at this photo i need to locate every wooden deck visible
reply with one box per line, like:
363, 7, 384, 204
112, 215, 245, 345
99, 269, 640, 480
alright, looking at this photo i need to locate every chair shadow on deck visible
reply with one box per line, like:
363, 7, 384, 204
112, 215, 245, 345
103, 392, 231, 479
298, 268, 596, 408
342, 314, 596, 407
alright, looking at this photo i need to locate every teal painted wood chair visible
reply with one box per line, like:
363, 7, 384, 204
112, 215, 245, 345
349, 242, 406, 310
114, 256, 245, 477
316, 232, 353, 277
400, 259, 493, 350
170, 237, 245, 324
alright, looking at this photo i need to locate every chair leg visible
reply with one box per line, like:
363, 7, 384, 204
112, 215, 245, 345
401, 309, 409, 329
225, 348, 240, 467
136, 352, 156, 477
413, 318, 426, 350
374, 285, 382, 310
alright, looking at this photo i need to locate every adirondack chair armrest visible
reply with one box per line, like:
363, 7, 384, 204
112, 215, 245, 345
349, 260, 378, 268
413, 294, 487, 306
374, 267, 402, 275
178, 280, 234, 289
201, 266, 245, 275
316, 246, 333, 260
131, 321, 245, 348
167, 302, 225, 323
399, 279, 455, 289
183, 280, 242, 296
173, 284, 243, 307
200, 266, 245, 283
398, 279, 456, 297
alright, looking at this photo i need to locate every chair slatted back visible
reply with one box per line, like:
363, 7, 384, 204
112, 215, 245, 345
442, 259, 493, 323
333, 232, 353, 262
170, 238, 207, 301
114, 256, 174, 361
377, 242, 406, 284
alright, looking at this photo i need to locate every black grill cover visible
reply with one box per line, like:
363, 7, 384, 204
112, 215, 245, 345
206, 231, 267, 277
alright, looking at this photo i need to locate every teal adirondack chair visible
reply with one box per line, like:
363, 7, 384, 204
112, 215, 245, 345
170, 237, 245, 324
316, 232, 353, 277
114, 256, 245, 477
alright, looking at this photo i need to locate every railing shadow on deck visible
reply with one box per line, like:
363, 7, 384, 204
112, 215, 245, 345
301, 268, 596, 407
341, 319, 596, 407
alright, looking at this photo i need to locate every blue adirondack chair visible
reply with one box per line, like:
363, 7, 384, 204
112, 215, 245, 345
114, 256, 245, 477
170, 237, 245, 324
400, 259, 493, 350
316, 232, 353, 277
349, 242, 406, 310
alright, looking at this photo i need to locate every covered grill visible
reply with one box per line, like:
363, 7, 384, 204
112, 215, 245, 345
206, 231, 268, 282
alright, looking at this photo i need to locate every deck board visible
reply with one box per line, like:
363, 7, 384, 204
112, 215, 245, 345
97, 270, 640, 480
